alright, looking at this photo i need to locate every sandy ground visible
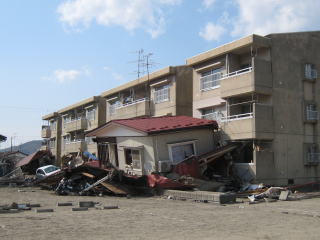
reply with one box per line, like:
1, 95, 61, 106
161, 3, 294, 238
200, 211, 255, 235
1, 186, 320, 240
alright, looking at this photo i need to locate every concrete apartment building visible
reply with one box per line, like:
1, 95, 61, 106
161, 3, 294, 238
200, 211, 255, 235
41, 65, 192, 166
41, 112, 61, 163
187, 31, 320, 185
101, 66, 193, 121
41, 96, 106, 166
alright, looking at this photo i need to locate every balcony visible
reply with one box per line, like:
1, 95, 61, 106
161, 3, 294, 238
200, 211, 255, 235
109, 98, 150, 120
41, 126, 51, 138
63, 140, 86, 153
64, 118, 87, 133
220, 58, 272, 98
221, 104, 274, 140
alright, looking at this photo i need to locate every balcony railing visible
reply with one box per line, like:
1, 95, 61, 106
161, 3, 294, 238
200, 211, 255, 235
307, 110, 318, 121
116, 98, 148, 109
221, 112, 254, 122
200, 67, 253, 91
109, 98, 149, 116
307, 153, 320, 163
63, 118, 87, 132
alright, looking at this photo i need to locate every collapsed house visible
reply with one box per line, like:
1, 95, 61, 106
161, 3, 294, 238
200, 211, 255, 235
15, 150, 54, 174
86, 116, 219, 175
0, 151, 27, 177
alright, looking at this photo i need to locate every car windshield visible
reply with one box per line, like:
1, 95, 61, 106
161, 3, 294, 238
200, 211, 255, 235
44, 166, 59, 173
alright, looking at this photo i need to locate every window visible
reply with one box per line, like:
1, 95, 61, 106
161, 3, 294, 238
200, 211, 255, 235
200, 68, 223, 91
306, 104, 318, 121
305, 64, 317, 79
63, 115, 71, 125
306, 144, 320, 163
49, 120, 56, 131
49, 138, 56, 149
154, 85, 169, 103
63, 135, 70, 144
85, 136, 94, 144
109, 101, 120, 115
86, 107, 96, 121
168, 141, 196, 164
124, 148, 142, 170
201, 108, 224, 122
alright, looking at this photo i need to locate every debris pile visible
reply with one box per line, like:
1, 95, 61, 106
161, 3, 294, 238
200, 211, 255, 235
37, 163, 151, 196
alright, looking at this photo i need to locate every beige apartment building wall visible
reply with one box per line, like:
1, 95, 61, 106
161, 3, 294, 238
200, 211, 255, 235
189, 31, 320, 185
256, 32, 320, 185
103, 66, 193, 122
42, 113, 62, 167
42, 97, 106, 162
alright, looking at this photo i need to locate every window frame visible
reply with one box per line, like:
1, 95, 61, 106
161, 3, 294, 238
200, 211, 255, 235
167, 140, 197, 165
124, 148, 143, 170
154, 84, 170, 104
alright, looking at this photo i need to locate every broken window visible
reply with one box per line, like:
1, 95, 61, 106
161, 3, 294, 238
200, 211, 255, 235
169, 141, 196, 164
201, 107, 225, 122
124, 148, 142, 170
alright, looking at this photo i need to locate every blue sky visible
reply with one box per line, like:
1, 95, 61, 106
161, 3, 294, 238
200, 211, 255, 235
0, 0, 319, 149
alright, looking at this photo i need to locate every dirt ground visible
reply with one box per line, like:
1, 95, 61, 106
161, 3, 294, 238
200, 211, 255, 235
1, 186, 320, 240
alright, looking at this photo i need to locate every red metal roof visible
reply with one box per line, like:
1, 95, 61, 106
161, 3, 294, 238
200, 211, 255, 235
87, 116, 217, 136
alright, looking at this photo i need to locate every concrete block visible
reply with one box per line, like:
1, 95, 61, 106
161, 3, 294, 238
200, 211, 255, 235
103, 206, 119, 210
279, 191, 290, 201
79, 201, 95, 208
72, 207, 88, 211
35, 209, 54, 213
57, 202, 73, 207
29, 204, 41, 208
0, 209, 20, 214
163, 190, 236, 204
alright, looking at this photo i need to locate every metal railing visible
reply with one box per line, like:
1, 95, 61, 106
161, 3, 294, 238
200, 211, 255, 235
306, 110, 318, 121
109, 98, 149, 115
116, 98, 149, 109
64, 139, 85, 145
221, 112, 254, 122
200, 67, 253, 91
307, 153, 320, 163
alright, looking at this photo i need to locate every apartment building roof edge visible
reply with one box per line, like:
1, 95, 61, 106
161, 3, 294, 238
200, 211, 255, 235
186, 34, 271, 66
58, 96, 100, 114
42, 112, 59, 120
100, 66, 176, 98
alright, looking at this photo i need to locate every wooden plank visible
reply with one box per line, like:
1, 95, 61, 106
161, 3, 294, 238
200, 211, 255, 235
100, 182, 127, 195
81, 172, 95, 178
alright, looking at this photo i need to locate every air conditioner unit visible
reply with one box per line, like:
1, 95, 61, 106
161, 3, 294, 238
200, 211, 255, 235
158, 161, 172, 173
